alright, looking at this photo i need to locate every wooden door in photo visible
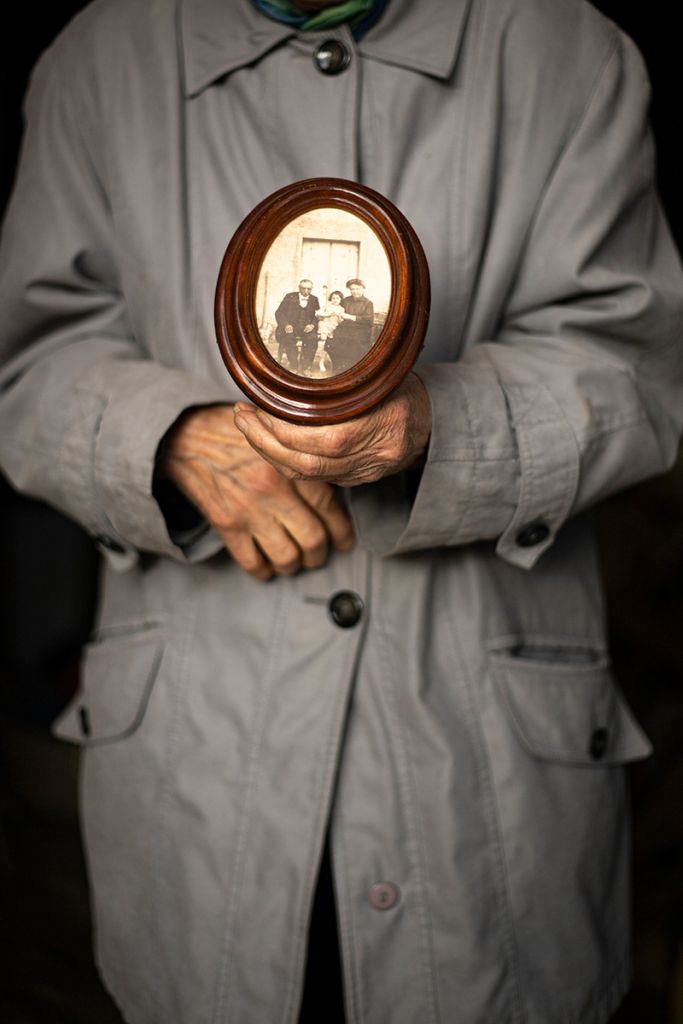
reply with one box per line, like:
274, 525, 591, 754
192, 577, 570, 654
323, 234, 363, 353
300, 238, 360, 304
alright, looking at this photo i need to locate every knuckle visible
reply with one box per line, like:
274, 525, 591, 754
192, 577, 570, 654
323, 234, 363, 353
323, 429, 348, 457
211, 507, 239, 531
267, 539, 300, 575
300, 452, 325, 477
272, 553, 300, 575
249, 565, 274, 582
232, 550, 270, 580
305, 483, 335, 510
386, 441, 404, 464
241, 555, 263, 573
274, 559, 300, 576
303, 550, 327, 570
249, 462, 279, 493
301, 524, 327, 552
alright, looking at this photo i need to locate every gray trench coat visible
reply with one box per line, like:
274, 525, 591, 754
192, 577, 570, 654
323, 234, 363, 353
1, 0, 683, 1021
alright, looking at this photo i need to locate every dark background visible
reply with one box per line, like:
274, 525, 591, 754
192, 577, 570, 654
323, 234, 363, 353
1, 3, 682, 1022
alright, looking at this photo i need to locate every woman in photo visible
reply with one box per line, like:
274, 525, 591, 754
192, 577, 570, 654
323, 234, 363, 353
325, 279, 374, 373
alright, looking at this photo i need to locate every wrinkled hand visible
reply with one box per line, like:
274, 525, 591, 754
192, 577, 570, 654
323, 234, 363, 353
158, 406, 355, 581
233, 374, 432, 488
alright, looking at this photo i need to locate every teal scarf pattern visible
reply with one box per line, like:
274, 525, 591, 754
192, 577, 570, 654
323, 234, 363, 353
250, 0, 388, 39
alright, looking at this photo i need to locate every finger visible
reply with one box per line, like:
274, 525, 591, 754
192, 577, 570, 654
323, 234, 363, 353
218, 528, 273, 581
234, 408, 337, 480
169, 459, 273, 579
167, 450, 320, 573
163, 457, 277, 577
294, 481, 355, 553
234, 403, 366, 459
250, 523, 303, 576
269, 492, 330, 569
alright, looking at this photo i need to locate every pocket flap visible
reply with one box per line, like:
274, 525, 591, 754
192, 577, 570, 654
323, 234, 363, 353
53, 625, 163, 745
490, 652, 652, 765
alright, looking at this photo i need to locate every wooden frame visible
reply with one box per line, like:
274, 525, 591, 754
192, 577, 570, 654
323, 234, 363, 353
215, 178, 430, 424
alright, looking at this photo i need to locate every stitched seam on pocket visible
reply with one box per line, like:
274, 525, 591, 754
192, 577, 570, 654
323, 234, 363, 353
62, 625, 165, 746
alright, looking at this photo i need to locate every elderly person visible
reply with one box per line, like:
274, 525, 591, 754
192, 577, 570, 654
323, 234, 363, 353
325, 278, 375, 373
274, 278, 320, 373
1, 0, 682, 1022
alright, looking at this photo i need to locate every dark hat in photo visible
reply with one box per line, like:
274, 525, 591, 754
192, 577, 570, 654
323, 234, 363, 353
346, 278, 365, 288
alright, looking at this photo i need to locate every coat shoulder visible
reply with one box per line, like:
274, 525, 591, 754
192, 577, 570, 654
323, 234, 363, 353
483, 0, 623, 95
472, 0, 647, 153
489, 0, 617, 57
29, 0, 176, 104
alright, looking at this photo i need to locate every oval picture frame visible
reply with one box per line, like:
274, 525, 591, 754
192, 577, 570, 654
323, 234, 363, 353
215, 178, 430, 424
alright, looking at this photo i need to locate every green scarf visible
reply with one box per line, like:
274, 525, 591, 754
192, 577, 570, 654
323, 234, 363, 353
250, 0, 386, 39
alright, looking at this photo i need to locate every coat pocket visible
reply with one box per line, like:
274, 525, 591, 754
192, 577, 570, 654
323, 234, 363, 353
489, 647, 652, 765
52, 623, 164, 745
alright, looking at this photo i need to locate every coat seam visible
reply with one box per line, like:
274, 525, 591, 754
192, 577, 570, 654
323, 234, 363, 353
457, 0, 489, 348
149, 585, 198, 1024
374, 606, 442, 1023
334, 808, 361, 1024
281, 621, 367, 1024
211, 583, 287, 1024
445, 589, 526, 1023
331, 549, 374, 1024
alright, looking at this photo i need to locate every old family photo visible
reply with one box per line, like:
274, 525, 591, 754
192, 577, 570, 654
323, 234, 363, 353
256, 207, 392, 377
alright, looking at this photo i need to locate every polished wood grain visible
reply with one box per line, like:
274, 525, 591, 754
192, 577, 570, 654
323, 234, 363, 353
214, 178, 430, 424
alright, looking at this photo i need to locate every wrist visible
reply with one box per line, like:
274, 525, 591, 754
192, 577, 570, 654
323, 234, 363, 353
156, 403, 236, 474
402, 374, 432, 466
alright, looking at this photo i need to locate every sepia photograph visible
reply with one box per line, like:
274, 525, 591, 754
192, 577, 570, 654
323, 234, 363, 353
255, 207, 392, 378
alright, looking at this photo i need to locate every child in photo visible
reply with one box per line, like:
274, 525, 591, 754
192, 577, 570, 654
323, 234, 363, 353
315, 290, 346, 341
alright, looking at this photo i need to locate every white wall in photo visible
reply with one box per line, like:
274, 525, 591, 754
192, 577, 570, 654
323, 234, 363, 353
256, 208, 392, 339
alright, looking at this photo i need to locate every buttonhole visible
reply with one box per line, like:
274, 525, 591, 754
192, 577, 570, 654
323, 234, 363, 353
505, 644, 603, 665
79, 706, 92, 737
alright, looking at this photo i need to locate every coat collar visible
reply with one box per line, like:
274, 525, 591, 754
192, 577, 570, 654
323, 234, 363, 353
180, 0, 473, 97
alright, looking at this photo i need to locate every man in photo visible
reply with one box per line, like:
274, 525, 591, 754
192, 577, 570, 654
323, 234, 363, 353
274, 279, 320, 374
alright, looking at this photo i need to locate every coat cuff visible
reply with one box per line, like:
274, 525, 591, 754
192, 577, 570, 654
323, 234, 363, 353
348, 361, 580, 568
85, 362, 230, 567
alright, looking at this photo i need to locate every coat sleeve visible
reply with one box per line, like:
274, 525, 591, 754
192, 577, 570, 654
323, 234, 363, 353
305, 296, 319, 326
274, 295, 293, 326
349, 30, 683, 569
0, 49, 228, 569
